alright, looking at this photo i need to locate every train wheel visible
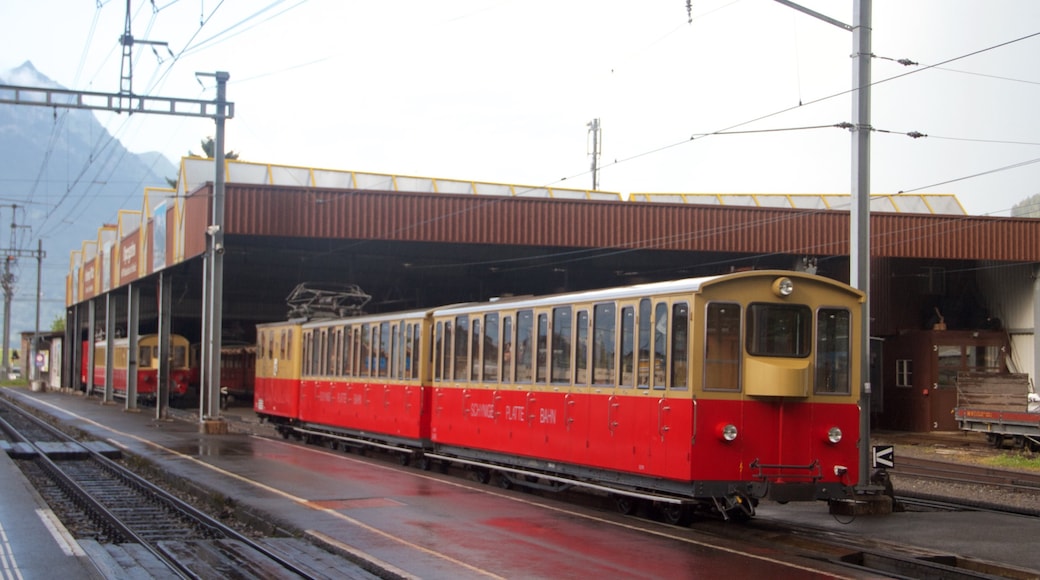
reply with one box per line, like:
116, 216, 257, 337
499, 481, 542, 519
659, 503, 693, 527
473, 468, 491, 484
415, 455, 432, 471
397, 453, 410, 467
497, 473, 513, 489
987, 433, 1004, 449
613, 495, 639, 515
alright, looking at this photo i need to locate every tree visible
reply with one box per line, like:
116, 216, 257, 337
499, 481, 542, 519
167, 137, 241, 188
50, 315, 64, 332
191, 137, 239, 160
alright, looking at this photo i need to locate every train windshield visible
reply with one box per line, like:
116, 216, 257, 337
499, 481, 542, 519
746, 303, 811, 357
171, 345, 189, 368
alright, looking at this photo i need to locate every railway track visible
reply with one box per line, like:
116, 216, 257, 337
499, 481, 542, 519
0, 398, 380, 579
890, 455, 1040, 517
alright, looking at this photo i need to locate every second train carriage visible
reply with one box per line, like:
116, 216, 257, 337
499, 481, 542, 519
219, 344, 257, 408
81, 334, 195, 401
255, 270, 863, 520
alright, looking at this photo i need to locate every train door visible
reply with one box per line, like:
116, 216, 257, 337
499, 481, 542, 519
507, 310, 536, 454
586, 301, 616, 469
644, 301, 666, 474
544, 306, 574, 463
569, 308, 591, 465
649, 301, 692, 480
478, 313, 504, 447
612, 302, 642, 473
496, 314, 513, 441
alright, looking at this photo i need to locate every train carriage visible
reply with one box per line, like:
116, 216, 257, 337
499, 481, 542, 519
219, 344, 257, 408
256, 270, 863, 521
254, 321, 305, 420
426, 270, 862, 517
81, 334, 195, 401
297, 310, 431, 444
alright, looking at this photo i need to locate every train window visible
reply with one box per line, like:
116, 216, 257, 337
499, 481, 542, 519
536, 313, 548, 383
746, 303, 811, 357
619, 306, 635, 388
653, 302, 668, 389
551, 307, 572, 384
592, 302, 616, 386
671, 302, 689, 389
637, 299, 651, 388
454, 316, 469, 381
433, 322, 444, 382
138, 346, 151, 368
411, 322, 422, 380
378, 322, 390, 378
516, 310, 534, 383
321, 329, 329, 376
705, 303, 741, 392
484, 313, 500, 382
815, 308, 851, 394
347, 328, 355, 378
391, 323, 401, 379
172, 344, 189, 369
471, 318, 482, 382
350, 326, 361, 378
280, 330, 287, 359
330, 329, 339, 376
501, 315, 513, 382
359, 324, 371, 377
302, 331, 312, 375
444, 321, 454, 380
575, 310, 589, 385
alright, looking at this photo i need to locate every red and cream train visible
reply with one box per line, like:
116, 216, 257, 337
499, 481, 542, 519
254, 270, 864, 521
81, 334, 196, 401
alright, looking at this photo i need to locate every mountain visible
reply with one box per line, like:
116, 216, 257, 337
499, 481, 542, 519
0, 61, 176, 349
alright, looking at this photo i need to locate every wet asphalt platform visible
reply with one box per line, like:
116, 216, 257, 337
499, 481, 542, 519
3, 385, 1040, 579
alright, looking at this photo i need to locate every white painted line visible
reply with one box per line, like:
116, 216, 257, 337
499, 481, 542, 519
35, 509, 85, 557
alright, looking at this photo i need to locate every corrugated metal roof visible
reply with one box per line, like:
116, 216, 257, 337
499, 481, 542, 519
215, 183, 1040, 263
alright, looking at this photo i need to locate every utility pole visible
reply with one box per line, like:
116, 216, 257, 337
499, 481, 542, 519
587, 118, 602, 191
772, 0, 873, 491
0, 205, 45, 378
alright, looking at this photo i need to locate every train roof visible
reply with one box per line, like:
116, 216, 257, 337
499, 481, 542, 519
432, 270, 862, 316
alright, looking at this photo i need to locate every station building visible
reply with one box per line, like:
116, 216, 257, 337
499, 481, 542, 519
62, 157, 1040, 432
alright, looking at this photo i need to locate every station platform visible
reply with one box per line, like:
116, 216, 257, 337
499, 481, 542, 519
0, 441, 102, 579
3, 385, 1040, 579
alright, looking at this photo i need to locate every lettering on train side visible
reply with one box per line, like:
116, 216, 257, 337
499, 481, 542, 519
539, 408, 557, 425
470, 403, 495, 419
506, 405, 525, 421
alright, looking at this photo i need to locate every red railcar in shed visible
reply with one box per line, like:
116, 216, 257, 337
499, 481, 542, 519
81, 334, 194, 401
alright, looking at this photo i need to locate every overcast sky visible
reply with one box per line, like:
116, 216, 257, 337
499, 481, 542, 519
2, 0, 1039, 218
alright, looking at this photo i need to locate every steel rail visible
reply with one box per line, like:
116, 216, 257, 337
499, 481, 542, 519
0, 398, 320, 579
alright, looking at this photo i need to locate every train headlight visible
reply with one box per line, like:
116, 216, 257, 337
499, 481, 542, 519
772, 276, 794, 297
718, 423, 738, 442
827, 426, 843, 444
